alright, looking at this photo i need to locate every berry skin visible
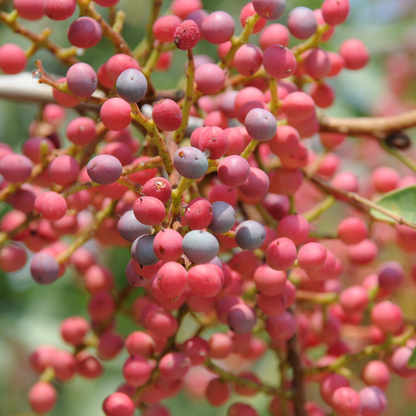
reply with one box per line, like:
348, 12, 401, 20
287, 6, 318, 39
34, 191, 67, 222
28, 381, 57, 414
43, 0, 76, 21
155, 261, 187, 298
183, 231, 220, 264
188, 264, 224, 297
153, 229, 183, 262
359, 386, 387, 416
174, 147, 208, 179
371, 301, 403, 333
208, 201, 235, 234
67, 17, 102, 48
153, 15, 182, 43
218, 155, 251, 187
234, 44, 263, 76
194, 63, 225, 95
66, 63, 97, 98
227, 303, 257, 334
106, 54, 140, 82
116, 68, 148, 103
87, 155, 122, 185
266, 237, 297, 270
245, 108, 277, 141
201, 11, 235, 45
133, 196, 166, 226
322, 0, 350, 25
331, 387, 362, 416
235, 220, 266, 250
102, 392, 135, 416
0, 43, 27, 74
174, 20, 200, 50
117, 210, 152, 243
152, 99, 182, 131
0, 153, 33, 183
263, 45, 297, 79
100, 97, 132, 131
339, 39, 370, 70
13, 0, 44, 20
253, 0, 286, 20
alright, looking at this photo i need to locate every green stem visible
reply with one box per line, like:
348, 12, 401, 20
219, 13, 261, 69
173, 49, 195, 143
241, 139, 259, 159
55, 200, 117, 264
305, 326, 414, 375
204, 358, 292, 398
269, 77, 280, 116
380, 141, 416, 174
303, 196, 335, 222
171, 177, 192, 221
130, 104, 174, 174
142, 44, 162, 78
291, 24, 330, 58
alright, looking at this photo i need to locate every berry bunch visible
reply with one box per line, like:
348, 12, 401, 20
0, 0, 416, 415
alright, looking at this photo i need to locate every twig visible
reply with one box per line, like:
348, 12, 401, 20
287, 333, 307, 416
173, 49, 195, 143
55, 200, 117, 264
204, 359, 292, 398
319, 109, 416, 139
302, 196, 335, 222
306, 172, 416, 230
76, 0, 133, 56
130, 104, 174, 174
0, 10, 78, 66
305, 326, 414, 375
219, 13, 261, 69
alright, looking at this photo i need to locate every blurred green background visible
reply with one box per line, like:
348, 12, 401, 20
1, 0, 416, 415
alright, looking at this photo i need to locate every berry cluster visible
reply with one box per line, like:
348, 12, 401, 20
0, 0, 416, 415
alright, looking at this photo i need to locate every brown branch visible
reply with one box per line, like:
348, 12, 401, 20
0, 11, 78, 66
76, 0, 133, 56
319, 109, 416, 138
306, 171, 416, 230
287, 334, 306, 416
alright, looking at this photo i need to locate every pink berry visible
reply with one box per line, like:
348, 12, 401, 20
28, 381, 57, 414
152, 99, 182, 131
43, 0, 76, 21
174, 20, 200, 50
0, 153, 33, 183
322, 0, 350, 25
332, 387, 362, 416
194, 63, 225, 95
13, 0, 44, 20
266, 237, 297, 270
34, 191, 67, 221
60, 316, 90, 345
201, 11, 235, 45
102, 392, 135, 416
133, 196, 166, 226
371, 301, 403, 333
0, 43, 27, 74
339, 38, 370, 70
266, 311, 297, 341
263, 45, 297, 79
100, 98, 132, 131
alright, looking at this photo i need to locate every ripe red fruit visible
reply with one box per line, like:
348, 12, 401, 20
174, 20, 200, 50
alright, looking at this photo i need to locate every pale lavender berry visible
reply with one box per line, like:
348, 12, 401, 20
245, 108, 277, 141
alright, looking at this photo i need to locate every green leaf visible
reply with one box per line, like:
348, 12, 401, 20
370, 186, 416, 224
408, 346, 416, 368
